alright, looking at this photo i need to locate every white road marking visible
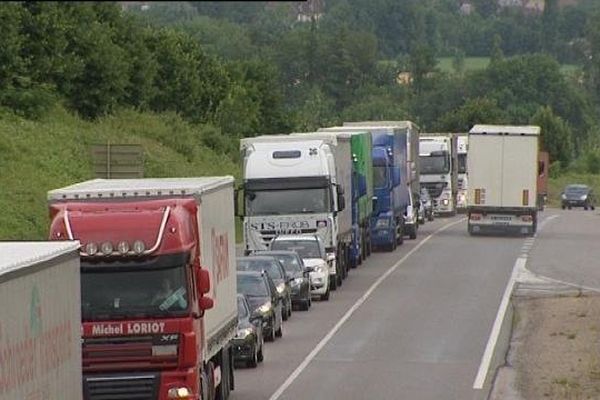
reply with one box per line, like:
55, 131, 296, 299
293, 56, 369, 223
473, 212, 560, 390
268, 218, 466, 400
472, 257, 524, 389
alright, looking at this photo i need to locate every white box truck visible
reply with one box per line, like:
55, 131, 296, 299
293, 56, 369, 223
467, 125, 540, 236
0, 241, 82, 400
48, 177, 238, 400
239, 135, 350, 290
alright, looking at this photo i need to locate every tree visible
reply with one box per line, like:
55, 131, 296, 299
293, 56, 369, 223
490, 34, 504, 64
408, 43, 437, 94
530, 106, 574, 167
436, 97, 507, 132
452, 48, 466, 75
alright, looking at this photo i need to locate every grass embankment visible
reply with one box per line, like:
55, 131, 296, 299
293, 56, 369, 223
548, 174, 600, 208
0, 106, 241, 242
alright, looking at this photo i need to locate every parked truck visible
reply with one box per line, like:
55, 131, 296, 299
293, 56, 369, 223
48, 177, 237, 400
467, 125, 540, 236
419, 133, 458, 216
239, 135, 349, 290
537, 151, 550, 211
331, 122, 415, 250
307, 129, 374, 267
0, 241, 82, 400
456, 134, 469, 213
344, 121, 421, 240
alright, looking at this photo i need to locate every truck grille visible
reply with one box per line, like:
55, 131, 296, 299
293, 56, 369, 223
83, 335, 178, 372
421, 182, 447, 199
260, 228, 317, 245
84, 374, 159, 400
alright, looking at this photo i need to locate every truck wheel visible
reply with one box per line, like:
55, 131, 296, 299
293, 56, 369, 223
366, 234, 372, 256
218, 347, 232, 399
397, 225, 404, 246
207, 362, 216, 400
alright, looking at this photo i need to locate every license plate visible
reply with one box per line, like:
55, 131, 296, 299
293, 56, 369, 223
493, 221, 510, 226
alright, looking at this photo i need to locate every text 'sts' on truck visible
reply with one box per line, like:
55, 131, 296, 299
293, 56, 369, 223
239, 135, 349, 290
537, 151, 550, 210
344, 121, 421, 240
456, 134, 469, 213
338, 122, 413, 250
48, 177, 237, 400
315, 128, 374, 267
0, 242, 82, 400
419, 133, 458, 217
467, 125, 541, 236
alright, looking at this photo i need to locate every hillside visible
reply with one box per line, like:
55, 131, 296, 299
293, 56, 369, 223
0, 107, 239, 241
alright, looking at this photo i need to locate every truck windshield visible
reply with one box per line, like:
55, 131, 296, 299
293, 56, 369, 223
373, 166, 388, 189
81, 265, 189, 321
458, 154, 467, 174
246, 188, 330, 215
420, 154, 450, 174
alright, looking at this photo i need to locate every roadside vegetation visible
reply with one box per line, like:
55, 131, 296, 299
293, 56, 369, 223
2, 1, 600, 239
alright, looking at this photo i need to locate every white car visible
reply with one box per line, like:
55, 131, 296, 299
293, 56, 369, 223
270, 234, 331, 301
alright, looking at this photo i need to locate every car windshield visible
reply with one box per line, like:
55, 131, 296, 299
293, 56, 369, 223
272, 254, 303, 274
237, 274, 269, 297
565, 185, 588, 194
237, 297, 249, 318
271, 240, 322, 259
246, 188, 331, 215
373, 166, 388, 188
81, 265, 189, 321
420, 154, 450, 174
237, 258, 284, 280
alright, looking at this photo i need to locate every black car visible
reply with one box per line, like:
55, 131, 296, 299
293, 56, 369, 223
236, 270, 283, 341
237, 256, 293, 321
561, 184, 596, 210
252, 250, 312, 311
233, 294, 264, 367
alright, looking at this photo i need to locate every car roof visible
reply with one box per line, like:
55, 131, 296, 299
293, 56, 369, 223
272, 234, 321, 242
254, 250, 300, 256
237, 256, 279, 262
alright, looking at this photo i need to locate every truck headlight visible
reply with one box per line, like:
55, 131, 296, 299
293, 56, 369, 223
580, 195, 588, 200
561, 193, 566, 200
375, 218, 390, 228
441, 199, 449, 206
167, 387, 191, 399
276, 282, 285, 294
258, 301, 272, 314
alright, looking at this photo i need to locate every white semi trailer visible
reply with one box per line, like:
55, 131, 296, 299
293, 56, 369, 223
0, 241, 82, 400
467, 125, 540, 236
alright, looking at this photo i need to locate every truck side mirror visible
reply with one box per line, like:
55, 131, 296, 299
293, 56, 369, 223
199, 296, 214, 311
337, 185, 346, 212
195, 268, 211, 295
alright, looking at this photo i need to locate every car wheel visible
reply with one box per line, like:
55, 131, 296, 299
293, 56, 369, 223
330, 275, 337, 291
247, 345, 258, 368
275, 324, 282, 338
282, 303, 288, 321
561, 204, 566, 210
265, 318, 275, 342
321, 287, 330, 301
287, 300, 292, 318
257, 340, 264, 363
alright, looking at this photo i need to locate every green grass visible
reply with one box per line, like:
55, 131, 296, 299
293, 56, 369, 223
437, 57, 580, 75
548, 173, 600, 208
0, 106, 241, 241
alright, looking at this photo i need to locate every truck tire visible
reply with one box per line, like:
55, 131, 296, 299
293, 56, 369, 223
275, 324, 282, 338
207, 362, 216, 400
409, 225, 417, 240
397, 224, 404, 246
217, 347, 232, 400
366, 232, 372, 256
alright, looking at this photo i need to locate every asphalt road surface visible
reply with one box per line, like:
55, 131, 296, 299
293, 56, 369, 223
231, 211, 567, 400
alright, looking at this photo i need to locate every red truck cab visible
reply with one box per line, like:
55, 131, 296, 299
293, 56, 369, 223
48, 178, 237, 400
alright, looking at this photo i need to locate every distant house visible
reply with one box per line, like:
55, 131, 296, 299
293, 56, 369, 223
296, 0, 325, 22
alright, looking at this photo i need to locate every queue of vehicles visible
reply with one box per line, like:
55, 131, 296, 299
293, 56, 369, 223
4, 121, 561, 400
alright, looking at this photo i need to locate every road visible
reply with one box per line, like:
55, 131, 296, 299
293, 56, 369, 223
230, 211, 566, 400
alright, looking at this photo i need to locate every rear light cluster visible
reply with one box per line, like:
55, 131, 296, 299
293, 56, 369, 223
470, 213, 482, 221
521, 215, 533, 222
84, 240, 146, 256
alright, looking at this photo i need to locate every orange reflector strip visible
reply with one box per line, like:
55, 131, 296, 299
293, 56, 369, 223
522, 190, 529, 206
475, 189, 481, 205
